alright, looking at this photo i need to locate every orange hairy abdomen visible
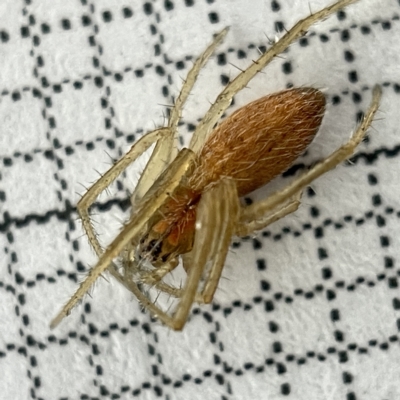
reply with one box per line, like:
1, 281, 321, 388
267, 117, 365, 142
189, 88, 326, 196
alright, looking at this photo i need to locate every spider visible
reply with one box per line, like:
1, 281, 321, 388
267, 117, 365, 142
51, 0, 381, 330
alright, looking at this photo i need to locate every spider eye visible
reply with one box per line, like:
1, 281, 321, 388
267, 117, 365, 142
161, 254, 171, 263
149, 239, 157, 247
148, 239, 162, 258
139, 235, 148, 245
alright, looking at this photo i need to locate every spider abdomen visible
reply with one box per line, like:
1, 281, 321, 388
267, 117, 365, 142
189, 88, 326, 196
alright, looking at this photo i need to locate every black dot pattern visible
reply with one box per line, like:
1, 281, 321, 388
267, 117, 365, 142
0, 0, 399, 399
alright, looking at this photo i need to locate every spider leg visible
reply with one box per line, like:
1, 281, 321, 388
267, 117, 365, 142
235, 191, 303, 237
51, 148, 195, 328
77, 127, 170, 258
139, 258, 179, 284
240, 85, 382, 223
131, 28, 229, 203
182, 178, 240, 306
189, 0, 359, 153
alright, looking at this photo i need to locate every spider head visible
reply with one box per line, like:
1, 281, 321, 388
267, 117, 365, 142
137, 204, 197, 267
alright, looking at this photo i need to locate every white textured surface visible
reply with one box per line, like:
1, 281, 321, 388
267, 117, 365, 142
0, 0, 399, 399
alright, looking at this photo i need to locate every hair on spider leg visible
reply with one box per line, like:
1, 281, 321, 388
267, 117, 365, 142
101, 184, 115, 199
255, 45, 266, 57
98, 272, 111, 284
344, 157, 356, 166
139, 277, 178, 312
158, 102, 175, 109
109, 214, 130, 232
281, 24, 291, 35
73, 270, 103, 299
75, 231, 93, 243
76, 182, 91, 193
102, 149, 118, 166
151, 289, 162, 307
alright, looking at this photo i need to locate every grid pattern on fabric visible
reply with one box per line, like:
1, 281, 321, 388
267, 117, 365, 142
0, 0, 399, 399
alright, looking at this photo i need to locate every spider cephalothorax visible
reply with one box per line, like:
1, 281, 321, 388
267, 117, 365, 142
137, 185, 199, 265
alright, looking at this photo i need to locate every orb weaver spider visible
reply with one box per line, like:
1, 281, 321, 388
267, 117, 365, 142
51, 0, 381, 330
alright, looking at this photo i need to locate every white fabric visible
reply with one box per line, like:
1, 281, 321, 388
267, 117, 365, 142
0, 0, 399, 398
